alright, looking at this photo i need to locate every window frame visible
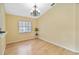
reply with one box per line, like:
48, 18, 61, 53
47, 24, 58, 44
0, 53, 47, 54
18, 20, 32, 33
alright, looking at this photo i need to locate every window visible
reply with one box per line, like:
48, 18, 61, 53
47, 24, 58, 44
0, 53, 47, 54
18, 21, 32, 33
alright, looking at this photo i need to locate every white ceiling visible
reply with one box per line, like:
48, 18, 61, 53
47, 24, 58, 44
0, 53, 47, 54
4, 3, 53, 18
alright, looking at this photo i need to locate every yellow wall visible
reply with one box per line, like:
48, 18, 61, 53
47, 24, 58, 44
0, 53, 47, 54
76, 4, 79, 51
37, 3, 76, 52
6, 14, 36, 44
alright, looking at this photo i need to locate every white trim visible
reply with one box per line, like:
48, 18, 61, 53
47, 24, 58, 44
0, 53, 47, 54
39, 36, 79, 53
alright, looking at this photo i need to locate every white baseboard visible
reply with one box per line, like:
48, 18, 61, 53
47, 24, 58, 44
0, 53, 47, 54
7, 37, 34, 45
39, 36, 79, 53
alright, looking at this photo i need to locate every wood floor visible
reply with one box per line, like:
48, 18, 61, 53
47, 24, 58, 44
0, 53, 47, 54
4, 39, 77, 55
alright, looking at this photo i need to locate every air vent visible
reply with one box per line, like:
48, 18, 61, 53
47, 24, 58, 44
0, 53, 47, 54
51, 3, 55, 6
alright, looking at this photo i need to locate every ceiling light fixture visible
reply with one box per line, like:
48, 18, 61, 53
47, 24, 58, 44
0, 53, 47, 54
30, 4, 40, 16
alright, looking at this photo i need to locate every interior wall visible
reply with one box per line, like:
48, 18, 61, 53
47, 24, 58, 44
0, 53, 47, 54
37, 3, 76, 52
6, 13, 36, 44
0, 4, 6, 31
76, 3, 79, 51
